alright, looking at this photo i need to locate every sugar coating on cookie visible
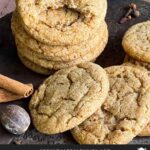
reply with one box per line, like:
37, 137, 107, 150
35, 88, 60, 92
17, 37, 108, 70
122, 21, 150, 63
11, 11, 108, 62
123, 55, 150, 137
29, 62, 109, 134
16, 28, 108, 70
139, 123, 150, 136
18, 54, 52, 75
71, 66, 150, 144
16, 0, 107, 45
123, 55, 150, 75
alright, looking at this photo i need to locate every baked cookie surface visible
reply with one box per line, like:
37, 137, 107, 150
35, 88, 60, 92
29, 62, 109, 134
16, 28, 108, 70
11, 12, 108, 62
71, 66, 150, 144
122, 21, 150, 63
123, 55, 150, 137
16, 0, 107, 45
139, 124, 150, 137
124, 55, 150, 75
18, 54, 52, 75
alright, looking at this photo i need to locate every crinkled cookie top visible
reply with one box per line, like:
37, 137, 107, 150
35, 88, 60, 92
29, 62, 109, 134
71, 66, 150, 144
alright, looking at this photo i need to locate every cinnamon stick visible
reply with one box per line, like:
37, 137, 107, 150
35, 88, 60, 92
0, 88, 22, 103
0, 74, 34, 103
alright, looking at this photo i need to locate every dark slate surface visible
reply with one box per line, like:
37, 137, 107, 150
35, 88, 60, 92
0, 0, 150, 145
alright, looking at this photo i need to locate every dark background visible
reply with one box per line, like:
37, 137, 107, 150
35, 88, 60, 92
0, 0, 150, 144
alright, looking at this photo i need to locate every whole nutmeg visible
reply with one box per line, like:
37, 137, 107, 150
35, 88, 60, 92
0, 105, 31, 135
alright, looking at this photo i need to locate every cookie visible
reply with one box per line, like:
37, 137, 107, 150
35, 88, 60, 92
18, 54, 52, 75
122, 21, 150, 63
16, 28, 108, 70
71, 66, 150, 144
11, 12, 108, 62
123, 56, 150, 137
16, 0, 107, 45
29, 62, 109, 134
139, 123, 150, 137
18, 51, 97, 75
123, 55, 150, 75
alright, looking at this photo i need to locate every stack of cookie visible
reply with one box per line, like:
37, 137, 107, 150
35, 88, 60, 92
11, 0, 108, 75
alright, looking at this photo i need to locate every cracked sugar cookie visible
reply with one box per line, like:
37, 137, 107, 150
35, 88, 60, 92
71, 66, 150, 144
16, 0, 107, 45
122, 21, 150, 63
29, 62, 109, 134
123, 56, 150, 136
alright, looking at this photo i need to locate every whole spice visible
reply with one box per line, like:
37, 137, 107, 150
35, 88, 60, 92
132, 10, 141, 17
130, 3, 137, 10
119, 7, 133, 24
0, 105, 31, 135
125, 8, 133, 18
127, 15, 132, 20
120, 17, 129, 24
119, 3, 140, 24
130, 3, 141, 17
0, 74, 34, 103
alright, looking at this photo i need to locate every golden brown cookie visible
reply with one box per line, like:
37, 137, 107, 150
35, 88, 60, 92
139, 123, 150, 137
18, 54, 52, 75
122, 21, 150, 63
16, 0, 107, 45
11, 11, 108, 62
18, 52, 97, 75
71, 66, 150, 144
29, 62, 109, 134
16, 28, 108, 70
123, 55, 150, 137
123, 55, 150, 75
